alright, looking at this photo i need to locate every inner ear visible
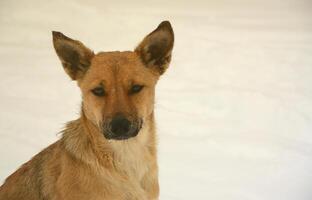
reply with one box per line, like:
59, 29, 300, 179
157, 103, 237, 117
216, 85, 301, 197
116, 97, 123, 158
135, 21, 174, 75
52, 31, 94, 80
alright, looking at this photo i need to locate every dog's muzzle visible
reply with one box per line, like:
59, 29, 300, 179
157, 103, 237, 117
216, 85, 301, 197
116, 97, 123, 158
102, 114, 142, 140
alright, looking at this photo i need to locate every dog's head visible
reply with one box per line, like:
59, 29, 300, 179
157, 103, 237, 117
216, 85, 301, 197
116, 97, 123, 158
53, 21, 174, 140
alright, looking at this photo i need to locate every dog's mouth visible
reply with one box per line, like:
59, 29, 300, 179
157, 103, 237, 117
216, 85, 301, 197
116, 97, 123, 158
106, 134, 137, 141
101, 117, 143, 140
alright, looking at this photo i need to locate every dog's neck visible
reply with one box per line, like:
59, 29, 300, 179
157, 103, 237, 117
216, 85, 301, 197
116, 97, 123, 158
61, 111, 157, 171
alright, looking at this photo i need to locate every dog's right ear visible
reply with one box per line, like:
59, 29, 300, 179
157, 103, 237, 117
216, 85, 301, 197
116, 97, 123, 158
52, 31, 94, 80
135, 21, 174, 75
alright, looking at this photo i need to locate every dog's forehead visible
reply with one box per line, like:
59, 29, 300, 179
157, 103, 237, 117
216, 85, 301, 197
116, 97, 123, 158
81, 51, 157, 87
91, 51, 143, 74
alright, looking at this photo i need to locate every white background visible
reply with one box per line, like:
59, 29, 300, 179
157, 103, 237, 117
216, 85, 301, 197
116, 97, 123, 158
0, 0, 312, 199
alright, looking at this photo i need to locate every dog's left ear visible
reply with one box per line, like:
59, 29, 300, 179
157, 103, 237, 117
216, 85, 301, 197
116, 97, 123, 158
135, 21, 174, 75
52, 31, 94, 80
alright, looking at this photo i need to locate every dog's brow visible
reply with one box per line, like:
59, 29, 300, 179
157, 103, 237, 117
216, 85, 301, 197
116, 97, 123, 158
130, 80, 146, 86
91, 81, 106, 89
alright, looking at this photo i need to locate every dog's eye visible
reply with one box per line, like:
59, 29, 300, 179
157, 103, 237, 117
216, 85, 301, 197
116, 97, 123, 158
91, 87, 105, 97
130, 85, 144, 94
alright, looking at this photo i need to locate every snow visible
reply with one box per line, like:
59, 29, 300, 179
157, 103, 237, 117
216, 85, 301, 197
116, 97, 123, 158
1, 0, 312, 199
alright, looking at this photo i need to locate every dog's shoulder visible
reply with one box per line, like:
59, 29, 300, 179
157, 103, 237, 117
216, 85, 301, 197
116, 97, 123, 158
0, 141, 62, 200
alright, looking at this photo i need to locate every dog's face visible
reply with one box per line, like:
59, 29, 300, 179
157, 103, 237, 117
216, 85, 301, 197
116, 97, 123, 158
78, 52, 158, 140
53, 21, 174, 140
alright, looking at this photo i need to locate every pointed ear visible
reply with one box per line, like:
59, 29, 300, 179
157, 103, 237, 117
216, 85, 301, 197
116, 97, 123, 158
135, 21, 174, 75
52, 31, 94, 80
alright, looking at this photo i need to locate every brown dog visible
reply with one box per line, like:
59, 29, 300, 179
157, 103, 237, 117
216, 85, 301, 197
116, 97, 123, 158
0, 21, 174, 200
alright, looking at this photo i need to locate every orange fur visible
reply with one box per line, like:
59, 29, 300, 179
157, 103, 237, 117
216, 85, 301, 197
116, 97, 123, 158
0, 21, 174, 200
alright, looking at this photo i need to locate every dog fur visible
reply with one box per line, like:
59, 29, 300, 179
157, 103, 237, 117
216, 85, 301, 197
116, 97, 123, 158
0, 21, 174, 200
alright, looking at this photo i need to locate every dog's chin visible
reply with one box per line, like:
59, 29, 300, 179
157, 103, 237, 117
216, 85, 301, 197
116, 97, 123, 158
102, 129, 140, 141
105, 134, 136, 141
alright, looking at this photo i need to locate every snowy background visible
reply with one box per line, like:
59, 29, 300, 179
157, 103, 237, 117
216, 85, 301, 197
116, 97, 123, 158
1, 0, 312, 199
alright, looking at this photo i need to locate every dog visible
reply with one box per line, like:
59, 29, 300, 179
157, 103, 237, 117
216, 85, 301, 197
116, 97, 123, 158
0, 21, 174, 200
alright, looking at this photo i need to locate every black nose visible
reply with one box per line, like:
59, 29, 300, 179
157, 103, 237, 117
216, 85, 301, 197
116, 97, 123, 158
110, 114, 131, 137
